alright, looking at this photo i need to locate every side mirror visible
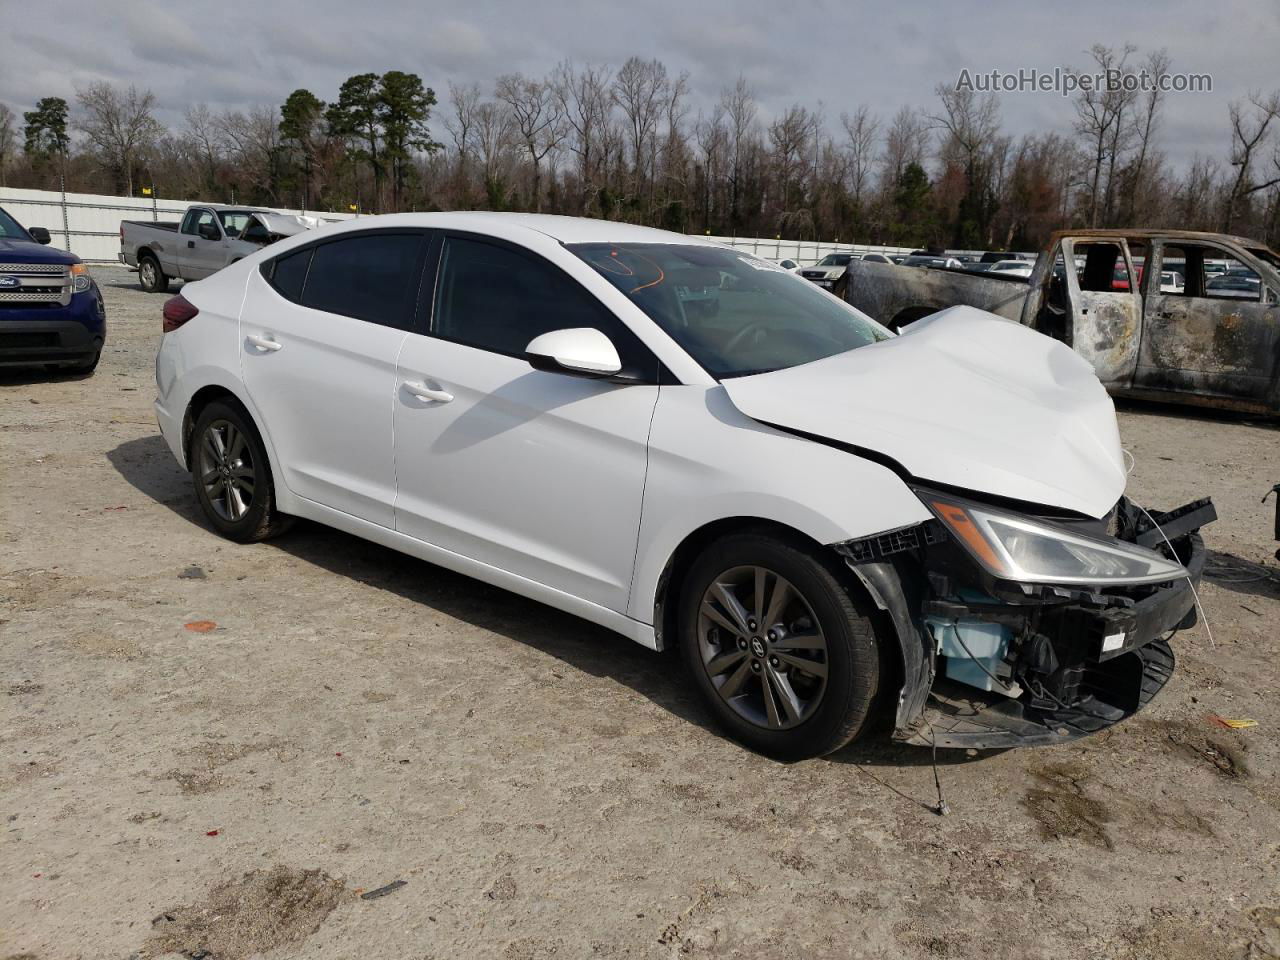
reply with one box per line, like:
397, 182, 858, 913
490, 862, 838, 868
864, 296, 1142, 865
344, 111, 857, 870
198, 223, 220, 241
525, 327, 622, 378
28, 227, 51, 244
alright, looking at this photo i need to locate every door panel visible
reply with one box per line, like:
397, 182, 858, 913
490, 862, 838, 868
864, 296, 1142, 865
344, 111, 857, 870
1136, 242, 1280, 404
240, 268, 407, 527
393, 336, 658, 611
1062, 238, 1142, 389
178, 210, 226, 280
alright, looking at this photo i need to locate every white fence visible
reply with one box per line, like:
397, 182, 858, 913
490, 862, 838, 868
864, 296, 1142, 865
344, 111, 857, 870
0, 185, 923, 266
0, 186, 356, 264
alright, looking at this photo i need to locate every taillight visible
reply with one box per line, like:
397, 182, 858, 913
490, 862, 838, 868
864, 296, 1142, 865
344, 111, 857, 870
162, 294, 199, 333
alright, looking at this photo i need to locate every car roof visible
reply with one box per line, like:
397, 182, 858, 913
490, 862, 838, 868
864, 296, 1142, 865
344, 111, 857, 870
313, 211, 720, 247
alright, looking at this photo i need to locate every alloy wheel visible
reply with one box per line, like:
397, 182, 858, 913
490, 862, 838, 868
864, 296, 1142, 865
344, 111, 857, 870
696, 565, 829, 730
197, 419, 256, 522
141, 260, 156, 287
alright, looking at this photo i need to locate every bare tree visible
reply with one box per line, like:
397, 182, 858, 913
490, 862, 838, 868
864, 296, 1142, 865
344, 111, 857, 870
445, 82, 483, 203
216, 106, 283, 203
183, 103, 224, 194
553, 61, 613, 214
721, 76, 759, 230
1224, 89, 1280, 230
494, 73, 565, 211
840, 106, 880, 219
880, 106, 930, 189
768, 104, 820, 218
474, 100, 515, 208
1071, 43, 1137, 226
0, 104, 15, 186
694, 106, 727, 231
1121, 49, 1170, 223
75, 82, 162, 195
612, 57, 670, 208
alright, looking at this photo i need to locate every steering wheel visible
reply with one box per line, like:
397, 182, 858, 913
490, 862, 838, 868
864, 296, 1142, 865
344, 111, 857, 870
722, 320, 769, 356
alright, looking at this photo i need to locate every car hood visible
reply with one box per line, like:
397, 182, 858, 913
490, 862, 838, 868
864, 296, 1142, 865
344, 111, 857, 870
0, 237, 77, 264
720, 306, 1126, 518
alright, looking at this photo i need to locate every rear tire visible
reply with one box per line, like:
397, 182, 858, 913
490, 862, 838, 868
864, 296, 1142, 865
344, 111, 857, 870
189, 400, 291, 543
138, 253, 169, 293
678, 531, 881, 760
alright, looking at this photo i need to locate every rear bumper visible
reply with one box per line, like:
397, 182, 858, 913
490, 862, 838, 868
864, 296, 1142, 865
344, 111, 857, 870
0, 290, 106, 365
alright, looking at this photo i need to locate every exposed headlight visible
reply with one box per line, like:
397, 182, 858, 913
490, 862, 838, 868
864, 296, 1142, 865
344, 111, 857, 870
70, 263, 92, 294
917, 490, 1187, 586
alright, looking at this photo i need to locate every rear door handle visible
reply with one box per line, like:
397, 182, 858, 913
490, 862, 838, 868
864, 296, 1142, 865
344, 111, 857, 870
187, 240, 195, 248
404, 380, 453, 403
246, 334, 282, 352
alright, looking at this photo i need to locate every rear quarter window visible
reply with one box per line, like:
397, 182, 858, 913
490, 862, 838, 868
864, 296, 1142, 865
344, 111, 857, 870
264, 247, 311, 302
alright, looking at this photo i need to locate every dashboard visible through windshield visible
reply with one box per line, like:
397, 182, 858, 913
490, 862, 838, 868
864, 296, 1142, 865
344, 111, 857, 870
570, 243, 889, 378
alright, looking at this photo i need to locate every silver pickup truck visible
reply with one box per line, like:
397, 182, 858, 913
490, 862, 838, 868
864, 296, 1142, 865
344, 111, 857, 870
119, 204, 322, 292
842, 229, 1280, 416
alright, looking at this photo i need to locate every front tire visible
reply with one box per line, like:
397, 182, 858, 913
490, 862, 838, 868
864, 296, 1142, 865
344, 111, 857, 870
189, 400, 291, 543
678, 531, 881, 760
138, 254, 169, 293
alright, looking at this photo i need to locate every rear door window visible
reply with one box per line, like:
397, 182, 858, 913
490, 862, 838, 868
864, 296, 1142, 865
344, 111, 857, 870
299, 232, 425, 329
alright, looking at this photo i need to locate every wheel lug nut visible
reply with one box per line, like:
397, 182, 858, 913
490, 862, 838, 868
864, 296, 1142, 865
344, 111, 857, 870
750, 660, 762, 672
766, 629, 778, 642
737, 638, 748, 650
747, 619, 757, 631
769, 656, 780, 668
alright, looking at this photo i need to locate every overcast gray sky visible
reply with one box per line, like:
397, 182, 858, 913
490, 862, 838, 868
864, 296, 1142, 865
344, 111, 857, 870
6, 0, 1278, 170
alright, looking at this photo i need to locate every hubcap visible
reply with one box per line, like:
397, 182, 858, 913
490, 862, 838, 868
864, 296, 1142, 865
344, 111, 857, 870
142, 261, 155, 285
696, 565, 828, 730
198, 419, 255, 522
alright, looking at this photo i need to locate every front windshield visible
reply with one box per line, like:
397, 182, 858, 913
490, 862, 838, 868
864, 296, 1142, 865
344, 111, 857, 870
217, 211, 254, 238
570, 242, 890, 378
817, 254, 853, 266
0, 207, 30, 239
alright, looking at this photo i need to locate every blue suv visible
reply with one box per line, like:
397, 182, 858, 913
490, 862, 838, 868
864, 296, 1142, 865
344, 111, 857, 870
0, 206, 107, 374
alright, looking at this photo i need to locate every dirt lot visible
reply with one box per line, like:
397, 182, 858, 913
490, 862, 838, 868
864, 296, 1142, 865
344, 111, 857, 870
3, 267, 1279, 960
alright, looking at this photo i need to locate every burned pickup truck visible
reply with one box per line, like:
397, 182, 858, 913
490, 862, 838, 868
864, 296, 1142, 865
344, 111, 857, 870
842, 229, 1280, 416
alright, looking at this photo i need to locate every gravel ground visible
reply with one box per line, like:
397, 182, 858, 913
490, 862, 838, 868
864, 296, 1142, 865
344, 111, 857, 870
2, 267, 1279, 960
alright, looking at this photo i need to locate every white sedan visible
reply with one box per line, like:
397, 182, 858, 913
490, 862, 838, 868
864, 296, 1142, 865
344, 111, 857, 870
987, 259, 1034, 278
154, 213, 1204, 757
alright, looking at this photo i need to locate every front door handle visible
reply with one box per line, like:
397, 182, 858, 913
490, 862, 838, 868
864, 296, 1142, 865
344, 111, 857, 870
187, 240, 195, 248
246, 334, 283, 352
404, 381, 453, 403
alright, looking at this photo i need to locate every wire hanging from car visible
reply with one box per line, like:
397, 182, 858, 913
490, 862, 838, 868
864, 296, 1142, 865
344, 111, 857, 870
1133, 500, 1215, 649
922, 718, 950, 817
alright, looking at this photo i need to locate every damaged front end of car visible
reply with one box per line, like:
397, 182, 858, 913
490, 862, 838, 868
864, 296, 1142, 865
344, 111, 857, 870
833, 490, 1215, 749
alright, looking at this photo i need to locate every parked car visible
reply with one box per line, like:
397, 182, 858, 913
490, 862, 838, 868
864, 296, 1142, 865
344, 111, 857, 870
860, 253, 893, 265
841, 228, 1280, 415
901, 255, 963, 270
1205, 275, 1262, 299
0, 205, 107, 373
799, 252, 856, 288
987, 260, 1033, 278
1159, 270, 1185, 294
120, 204, 324, 292
979, 251, 1028, 263
155, 212, 1211, 756
769, 257, 802, 273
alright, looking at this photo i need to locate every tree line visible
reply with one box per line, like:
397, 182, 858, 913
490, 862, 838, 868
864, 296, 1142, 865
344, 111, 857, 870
2, 44, 1279, 252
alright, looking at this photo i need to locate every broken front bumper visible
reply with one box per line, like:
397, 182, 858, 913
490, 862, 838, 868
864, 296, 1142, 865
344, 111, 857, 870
839, 496, 1212, 750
